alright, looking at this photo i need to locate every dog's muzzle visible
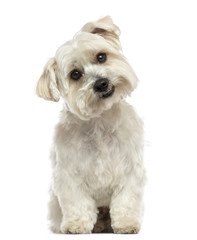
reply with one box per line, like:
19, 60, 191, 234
93, 78, 115, 99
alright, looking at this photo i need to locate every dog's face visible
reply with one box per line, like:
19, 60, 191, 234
37, 17, 138, 120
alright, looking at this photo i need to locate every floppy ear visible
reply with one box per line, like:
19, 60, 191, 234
36, 58, 60, 102
82, 16, 121, 50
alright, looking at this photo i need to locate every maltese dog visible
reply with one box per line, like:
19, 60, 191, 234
36, 16, 145, 234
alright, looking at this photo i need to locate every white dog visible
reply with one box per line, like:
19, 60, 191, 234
36, 16, 145, 234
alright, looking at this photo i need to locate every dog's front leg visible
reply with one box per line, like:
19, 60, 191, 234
56, 183, 97, 234
110, 181, 144, 234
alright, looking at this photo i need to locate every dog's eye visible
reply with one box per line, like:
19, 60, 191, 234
70, 69, 82, 81
97, 53, 107, 63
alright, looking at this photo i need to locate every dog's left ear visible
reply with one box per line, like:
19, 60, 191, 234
82, 16, 121, 50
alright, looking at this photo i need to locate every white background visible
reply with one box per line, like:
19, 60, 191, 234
0, 0, 197, 239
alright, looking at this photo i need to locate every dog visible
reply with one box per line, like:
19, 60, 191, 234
36, 16, 145, 234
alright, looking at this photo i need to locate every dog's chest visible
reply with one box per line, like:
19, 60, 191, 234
55, 103, 137, 193
76, 120, 124, 187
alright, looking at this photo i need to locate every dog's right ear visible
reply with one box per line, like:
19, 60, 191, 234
36, 58, 60, 102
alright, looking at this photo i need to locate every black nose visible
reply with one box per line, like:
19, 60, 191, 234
93, 78, 109, 92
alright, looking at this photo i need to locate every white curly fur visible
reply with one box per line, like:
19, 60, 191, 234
37, 16, 145, 234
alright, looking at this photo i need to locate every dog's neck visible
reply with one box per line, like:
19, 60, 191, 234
61, 101, 124, 129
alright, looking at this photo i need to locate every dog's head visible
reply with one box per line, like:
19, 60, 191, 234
36, 16, 138, 120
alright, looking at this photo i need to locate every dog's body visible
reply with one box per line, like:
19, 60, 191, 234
37, 17, 145, 234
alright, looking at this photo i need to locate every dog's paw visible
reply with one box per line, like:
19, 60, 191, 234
60, 220, 93, 234
113, 225, 140, 234
112, 218, 140, 234
49, 225, 61, 234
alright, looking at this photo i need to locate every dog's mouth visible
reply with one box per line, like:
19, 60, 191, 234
99, 85, 115, 99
